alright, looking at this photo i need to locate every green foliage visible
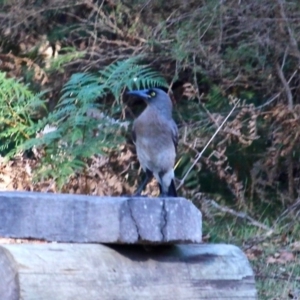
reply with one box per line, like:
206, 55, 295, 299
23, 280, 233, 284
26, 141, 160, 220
201, 214, 300, 300
0, 72, 46, 156
98, 56, 168, 103
20, 56, 167, 188
47, 47, 86, 73
206, 85, 228, 110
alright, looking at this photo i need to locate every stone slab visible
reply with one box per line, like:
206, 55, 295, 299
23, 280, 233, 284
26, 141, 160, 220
0, 192, 202, 244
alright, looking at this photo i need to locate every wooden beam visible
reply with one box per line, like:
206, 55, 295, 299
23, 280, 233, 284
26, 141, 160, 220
0, 243, 257, 300
0, 192, 201, 244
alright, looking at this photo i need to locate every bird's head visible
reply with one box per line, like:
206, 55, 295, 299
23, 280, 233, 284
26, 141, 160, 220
127, 88, 172, 115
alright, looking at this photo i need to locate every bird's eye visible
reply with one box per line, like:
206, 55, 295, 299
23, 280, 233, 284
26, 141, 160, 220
150, 91, 156, 97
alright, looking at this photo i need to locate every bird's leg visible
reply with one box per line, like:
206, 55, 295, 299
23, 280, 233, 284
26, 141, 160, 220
158, 171, 167, 197
159, 191, 167, 197
158, 183, 167, 197
133, 169, 153, 196
158, 170, 177, 197
158, 183, 163, 195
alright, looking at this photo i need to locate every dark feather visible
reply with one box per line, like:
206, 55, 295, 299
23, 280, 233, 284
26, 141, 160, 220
132, 124, 136, 144
159, 179, 177, 197
167, 179, 177, 197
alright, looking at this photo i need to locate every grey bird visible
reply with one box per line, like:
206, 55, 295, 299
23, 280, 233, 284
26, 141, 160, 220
127, 88, 178, 197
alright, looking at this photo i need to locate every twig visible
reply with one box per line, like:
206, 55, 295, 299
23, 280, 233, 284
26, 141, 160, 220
9, 1, 87, 29
274, 198, 300, 224
177, 99, 240, 190
139, 0, 153, 13
276, 47, 295, 200
256, 68, 298, 110
204, 198, 271, 231
277, 0, 300, 61
256, 92, 279, 111
192, 55, 215, 123
276, 61, 293, 110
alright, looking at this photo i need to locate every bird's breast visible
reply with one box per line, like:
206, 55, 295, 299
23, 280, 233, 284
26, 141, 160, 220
135, 135, 176, 173
133, 109, 176, 172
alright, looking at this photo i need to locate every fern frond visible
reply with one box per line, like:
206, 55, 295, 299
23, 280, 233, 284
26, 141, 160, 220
99, 56, 168, 102
0, 71, 46, 157
47, 48, 85, 73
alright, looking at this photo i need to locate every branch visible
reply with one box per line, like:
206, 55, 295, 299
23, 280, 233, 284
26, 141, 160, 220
256, 68, 298, 110
177, 100, 240, 190
203, 197, 271, 231
277, 0, 300, 61
276, 62, 293, 110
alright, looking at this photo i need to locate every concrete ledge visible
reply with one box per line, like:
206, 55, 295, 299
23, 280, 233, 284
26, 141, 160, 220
0, 192, 202, 244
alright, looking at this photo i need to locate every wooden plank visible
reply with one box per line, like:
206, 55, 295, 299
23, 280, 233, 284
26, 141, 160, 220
0, 246, 19, 300
0, 243, 257, 300
0, 191, 201, 244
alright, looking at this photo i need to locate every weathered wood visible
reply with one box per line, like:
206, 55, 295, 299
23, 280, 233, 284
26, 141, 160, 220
0, 191, 201, 244
0, 243, 257, 300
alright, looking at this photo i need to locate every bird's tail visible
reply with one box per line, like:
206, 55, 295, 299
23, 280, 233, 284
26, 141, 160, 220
167, 179, 177, 197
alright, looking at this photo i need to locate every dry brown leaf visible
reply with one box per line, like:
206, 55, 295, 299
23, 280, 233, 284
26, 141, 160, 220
182, 82, 198, 100
266, 256, 278, 264
267, 251, 295, 264
290, 241, 300, 252
245, 246, 263, 260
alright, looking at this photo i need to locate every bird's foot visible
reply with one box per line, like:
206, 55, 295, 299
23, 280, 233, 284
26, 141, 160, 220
159, 193, 167, 198
129, 192, 149, 197
120, 194, 148, 198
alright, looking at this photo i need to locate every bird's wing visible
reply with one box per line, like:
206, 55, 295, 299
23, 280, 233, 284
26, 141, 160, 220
132, 121, 137, 145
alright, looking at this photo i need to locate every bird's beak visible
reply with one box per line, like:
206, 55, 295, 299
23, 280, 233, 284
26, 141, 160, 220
126, 90, 150, 100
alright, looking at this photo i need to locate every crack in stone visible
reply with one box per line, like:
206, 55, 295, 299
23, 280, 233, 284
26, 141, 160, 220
160, 200, 168, 241
127, 200, 141, 242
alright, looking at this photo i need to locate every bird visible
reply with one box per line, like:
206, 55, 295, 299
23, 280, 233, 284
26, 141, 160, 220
127, 88, 178, 197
